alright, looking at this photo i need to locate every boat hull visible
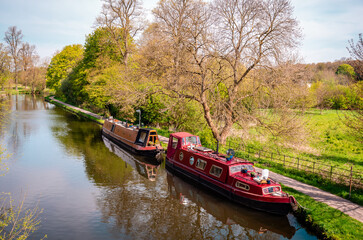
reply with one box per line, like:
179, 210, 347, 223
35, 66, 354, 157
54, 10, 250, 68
102, 130, 160, 159
166, 158, 292, 215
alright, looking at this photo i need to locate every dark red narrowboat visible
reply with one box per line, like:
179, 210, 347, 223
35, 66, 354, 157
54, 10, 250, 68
102, 117, 164, 160
165, 132, 297, 215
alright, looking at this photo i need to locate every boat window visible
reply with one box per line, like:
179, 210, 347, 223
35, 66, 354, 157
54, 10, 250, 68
172, 137, 178, 149
236, 182, 250, 191
184, 136, 200, 145
209, 165, 223, 178
195, 159, 207, 170
138, 131, 147, 143
230, 164, 255, 174
189, 156, 195, 165
111, 124, 115, 132
148, 136, 156, 146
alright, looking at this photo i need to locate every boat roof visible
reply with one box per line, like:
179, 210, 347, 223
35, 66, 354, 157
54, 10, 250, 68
170, 132, 196, 138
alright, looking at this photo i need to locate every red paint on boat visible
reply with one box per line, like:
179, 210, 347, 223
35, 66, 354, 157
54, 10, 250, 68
166, 132, 295, 215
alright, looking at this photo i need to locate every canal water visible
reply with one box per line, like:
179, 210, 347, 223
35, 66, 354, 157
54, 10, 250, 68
0, 95, 318, 239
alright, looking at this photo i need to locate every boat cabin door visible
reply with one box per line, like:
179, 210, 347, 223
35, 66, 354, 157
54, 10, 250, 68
167, 136, 181, 159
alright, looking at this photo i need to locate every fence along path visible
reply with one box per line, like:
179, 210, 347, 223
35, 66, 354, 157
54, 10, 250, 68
240, 145, 362, 190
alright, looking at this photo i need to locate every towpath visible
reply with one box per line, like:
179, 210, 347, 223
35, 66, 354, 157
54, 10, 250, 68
47, 96, 363, 223
255, 167, 363, 223
49, 96, 104, 121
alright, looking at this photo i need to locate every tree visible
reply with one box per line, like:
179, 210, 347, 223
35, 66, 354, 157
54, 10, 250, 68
347, 33, 363, 80
153, 0, 301, 144
46, 44, 83, 95
4, 26, 23, 91
347, 33, 363, 61
96, 0, 144, 66
0, 43, 11, 90
29, 58, 48, 94
19, 42, 37, 88
342, 34, 363, 140
336, 63, 356, 80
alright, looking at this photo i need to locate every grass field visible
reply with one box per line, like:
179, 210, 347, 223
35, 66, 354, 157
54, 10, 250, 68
302, 109, 362, 170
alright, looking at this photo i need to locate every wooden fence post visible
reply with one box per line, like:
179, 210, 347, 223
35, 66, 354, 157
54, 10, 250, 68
297, 158, 299, 170
283, 155, 285, 167
313, 162, 315, 174
330, 166, 333, 181
258, 150, 261, 159
349, 165, 353, 199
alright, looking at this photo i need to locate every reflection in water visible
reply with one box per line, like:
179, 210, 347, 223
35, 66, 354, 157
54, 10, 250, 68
102, 136, 160, 181
167, 172, 297, 239
0, 95, 317, 239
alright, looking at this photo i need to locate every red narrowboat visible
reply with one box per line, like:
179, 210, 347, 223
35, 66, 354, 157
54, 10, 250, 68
102, 117, 164, 160
165, 132, 297, 215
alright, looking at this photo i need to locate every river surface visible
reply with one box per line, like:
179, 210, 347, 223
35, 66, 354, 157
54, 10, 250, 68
0, 95, 318, 239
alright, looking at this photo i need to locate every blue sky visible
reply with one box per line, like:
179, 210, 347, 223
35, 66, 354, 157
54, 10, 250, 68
0, 0, 362, 63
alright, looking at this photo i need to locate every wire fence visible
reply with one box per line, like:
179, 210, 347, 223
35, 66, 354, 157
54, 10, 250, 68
225, 141, 363, 190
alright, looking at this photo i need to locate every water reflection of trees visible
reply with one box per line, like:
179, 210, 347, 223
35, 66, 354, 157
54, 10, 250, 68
2, 95, 51, 155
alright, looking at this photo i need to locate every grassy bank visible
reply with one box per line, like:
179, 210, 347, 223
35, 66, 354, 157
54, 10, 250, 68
283, 184, 363, 240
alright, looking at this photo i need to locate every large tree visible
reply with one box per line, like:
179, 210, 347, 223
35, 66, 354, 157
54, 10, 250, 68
153, 0, 301, 144
46, 44, 83, 95
19, 42, 37, 88
96, 0, 144, 66
4, 26, 23, 91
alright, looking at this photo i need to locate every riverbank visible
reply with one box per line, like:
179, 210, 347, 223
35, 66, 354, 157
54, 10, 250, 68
45, 96, 105, 125
44, 95, 363, 239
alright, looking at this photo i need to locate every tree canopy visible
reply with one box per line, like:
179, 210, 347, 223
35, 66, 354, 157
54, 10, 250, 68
46, 44, 83, 94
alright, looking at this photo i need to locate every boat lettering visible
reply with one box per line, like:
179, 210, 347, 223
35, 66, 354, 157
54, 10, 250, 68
263, 186, 281, 194
235, 181, 250, 191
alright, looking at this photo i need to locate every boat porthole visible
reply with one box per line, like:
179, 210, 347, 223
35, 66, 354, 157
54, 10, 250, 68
179, 152, 184, 161
189, 156, 195, 165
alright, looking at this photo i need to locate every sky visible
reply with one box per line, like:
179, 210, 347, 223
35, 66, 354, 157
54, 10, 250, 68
0, 0, 362, 63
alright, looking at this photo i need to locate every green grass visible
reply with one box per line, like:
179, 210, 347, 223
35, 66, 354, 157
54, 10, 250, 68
283, 184, 363, 240
230, 109, 362, 174
302, 109, 362, 171
154, 128, 173, 138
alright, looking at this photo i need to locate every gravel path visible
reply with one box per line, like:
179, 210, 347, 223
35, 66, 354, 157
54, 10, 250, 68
256, 167, 363, 223
48, 97, 363, 223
